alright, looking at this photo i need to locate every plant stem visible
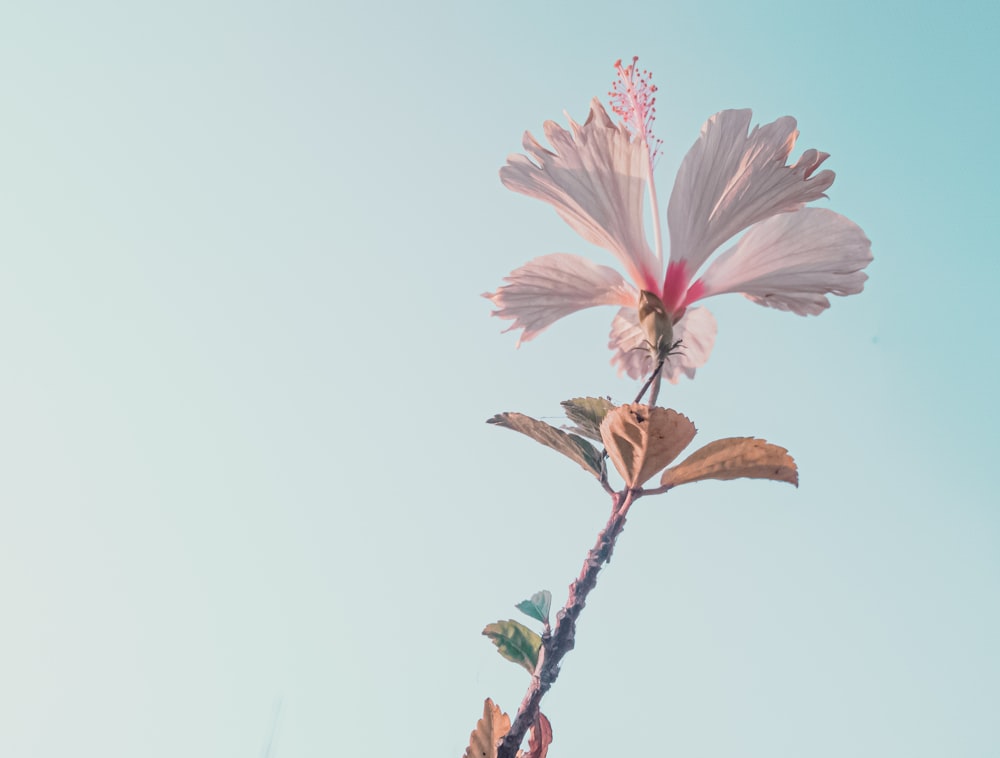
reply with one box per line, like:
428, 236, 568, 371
634, 359, 665, 405
496, 489, 637, 758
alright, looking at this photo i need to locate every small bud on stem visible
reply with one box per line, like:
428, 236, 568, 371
636, 290, 682, 405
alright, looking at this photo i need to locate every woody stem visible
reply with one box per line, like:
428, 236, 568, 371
496, 489, 637, 758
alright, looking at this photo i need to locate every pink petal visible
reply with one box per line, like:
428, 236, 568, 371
666, 110, 835, 276
608, 306, 717, 384
485, 253, 637, 346
695, 208, 872, 315
500, 98, 661, 292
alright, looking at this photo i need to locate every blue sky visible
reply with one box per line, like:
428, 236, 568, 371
1, 1, 998, 756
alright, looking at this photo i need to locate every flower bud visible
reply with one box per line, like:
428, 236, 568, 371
638, 290, 673, 361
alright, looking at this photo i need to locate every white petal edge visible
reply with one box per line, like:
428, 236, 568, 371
609, 306, 717, 384
500, 98, 661, 291
696, 208, 873, 315
667, 109, 835, 275
485, 253, 637, 346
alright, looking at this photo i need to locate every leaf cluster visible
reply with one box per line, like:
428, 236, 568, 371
488, 397, 797, 492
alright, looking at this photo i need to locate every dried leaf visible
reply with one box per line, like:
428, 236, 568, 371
522, 712, 552, 758
515, 590, 552, 625
487, 412, 603, 479
482, 619, 543, 674
463, 698, 511, 758
660, 437, 798, 489
560, 397, 616, 441
600, 404, 697, 488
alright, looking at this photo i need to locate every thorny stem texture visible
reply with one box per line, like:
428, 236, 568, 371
496, 489, 637, 758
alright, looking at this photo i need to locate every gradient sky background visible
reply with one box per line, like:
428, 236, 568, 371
1, 1, 998, 756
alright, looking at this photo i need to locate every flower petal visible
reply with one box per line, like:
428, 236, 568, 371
500, 98, 661, 291
695, 208, 872, 315
666, 110, 835, 275
608, 306, 717, 384
485, 253, 637, 345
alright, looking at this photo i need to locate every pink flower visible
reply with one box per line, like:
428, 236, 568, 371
485, 58, 872, 384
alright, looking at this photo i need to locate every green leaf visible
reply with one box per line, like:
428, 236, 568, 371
482, 619, 543, 674
515, 590, 552, 625
560, 397, 617, 442
487, 412, 603, 479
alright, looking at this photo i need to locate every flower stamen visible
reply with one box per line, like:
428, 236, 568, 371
609, 56, 663, 164
610, 56, 665, 263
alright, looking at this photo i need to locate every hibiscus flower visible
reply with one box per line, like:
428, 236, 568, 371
485, 57, 872, 385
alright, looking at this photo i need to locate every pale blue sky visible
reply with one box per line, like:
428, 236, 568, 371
1, 1, 997, 756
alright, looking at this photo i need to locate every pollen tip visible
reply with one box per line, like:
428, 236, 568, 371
608, 55, 661, 151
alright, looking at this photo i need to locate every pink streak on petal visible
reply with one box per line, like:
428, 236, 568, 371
634, 268, 660, 293
680, 278, 706, 309
660, 259, 692, 314
666, 110, 836, 275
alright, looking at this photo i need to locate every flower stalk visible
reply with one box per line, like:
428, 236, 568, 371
497, 489, 637, 758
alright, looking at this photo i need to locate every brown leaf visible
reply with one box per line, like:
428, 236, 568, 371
487, 412, 604, 479
522, 712, 552, 758
463, 698, 511, 758
600, 404, 697, 488
659, 437, 798, 489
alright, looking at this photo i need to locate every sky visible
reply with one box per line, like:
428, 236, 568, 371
1, 1, 998, 756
